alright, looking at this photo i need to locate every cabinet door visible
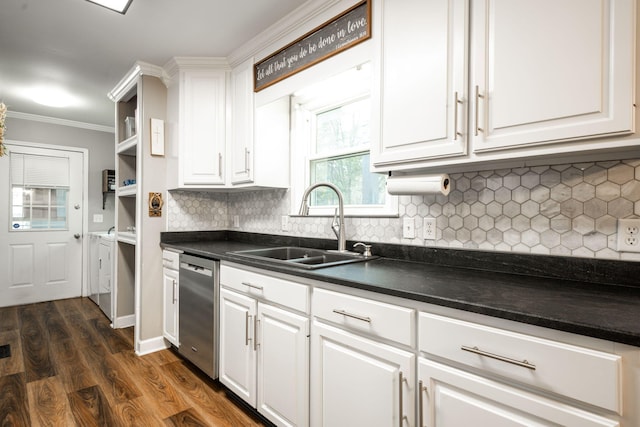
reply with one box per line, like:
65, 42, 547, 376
257, 303, 309, 427
219, 287, 257, 406
180, 69, 226, 186
89, 235, 100, 304
372, 0, 468, 170
162, 268, 179, 346
97, 241, 112, 319
230, 58, 254, 185
470, 0, 634, 152
418, 358, 619, 427
311, 321, 414, 427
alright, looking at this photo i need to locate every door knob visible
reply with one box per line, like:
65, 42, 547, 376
74, 233, 81, 239
74, 204, 80, 210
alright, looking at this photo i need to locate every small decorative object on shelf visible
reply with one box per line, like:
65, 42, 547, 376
124, 116, 136, 138
0, 102, 7, 157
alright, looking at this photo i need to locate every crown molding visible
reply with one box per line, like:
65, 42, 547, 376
163, 57, 230, 81
108, 61, 166, 102
7, 111, 115, 133
227, 0, 343, 67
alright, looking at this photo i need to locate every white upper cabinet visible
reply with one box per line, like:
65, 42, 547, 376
228, 57, 290, 190
165, 58, 228, 189
471, 0, 635, 152
372, 0, 469, 169
372, 0, 636, 173
230, 58, 255, 185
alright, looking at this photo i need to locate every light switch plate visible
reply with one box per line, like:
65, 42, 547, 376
281, 215, 289, 231
403, 217, 415, 239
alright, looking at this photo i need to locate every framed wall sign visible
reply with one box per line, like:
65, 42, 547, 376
254, 0, 371, 92
150, 118, 165, 156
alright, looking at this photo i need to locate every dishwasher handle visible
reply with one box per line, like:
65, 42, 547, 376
180, 262, 213, 277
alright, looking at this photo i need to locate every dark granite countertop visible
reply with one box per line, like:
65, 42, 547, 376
161, 231, 640, 347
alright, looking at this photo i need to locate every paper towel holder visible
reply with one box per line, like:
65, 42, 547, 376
386, 172, 451, 196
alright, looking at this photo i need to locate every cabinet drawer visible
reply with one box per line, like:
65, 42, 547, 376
419, 312, 621, 413
313, 288, 415, 347
162, 250, 180, 270
220, 264, 309, 313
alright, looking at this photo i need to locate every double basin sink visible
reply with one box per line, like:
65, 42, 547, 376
230, 246, 376, 270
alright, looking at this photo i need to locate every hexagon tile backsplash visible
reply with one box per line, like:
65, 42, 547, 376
167, 158, 640, 261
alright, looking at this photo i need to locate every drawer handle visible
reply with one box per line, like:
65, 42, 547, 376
332, 309, 371, 323
461, 345, 536, 370
242, 282, 264, 291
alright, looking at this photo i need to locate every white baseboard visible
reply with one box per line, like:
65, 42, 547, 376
111, 314, 135, 329
136, 335, 170, 356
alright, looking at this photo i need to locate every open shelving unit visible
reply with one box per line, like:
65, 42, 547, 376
108, 62, 167, 353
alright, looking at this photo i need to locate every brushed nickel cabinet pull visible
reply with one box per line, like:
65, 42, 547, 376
254, 317, 259, 351
218, 153, 223, 177
245, 312, 251, 346
242, 282, 264, 291
245, 148, 251, 173
418, 379, 425, 427
474, 85, 484, 136
398, 371, 406, 427
172, 279, 177, 303
332, 309, 371, 323
454, 92, 463, 140
461, 345, 536, 370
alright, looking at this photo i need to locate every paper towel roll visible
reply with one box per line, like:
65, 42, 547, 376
386, 174, 450, 196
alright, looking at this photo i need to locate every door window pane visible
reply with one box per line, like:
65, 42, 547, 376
10, 186, 68, 231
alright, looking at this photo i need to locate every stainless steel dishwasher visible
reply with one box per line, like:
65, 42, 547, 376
178, 254, 219, 379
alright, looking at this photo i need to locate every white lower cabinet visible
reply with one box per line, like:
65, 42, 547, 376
257, 303, 309, 427
162, 267, 179, 346
220, 288, 256, 404
218, 263, 637, 427
418, 358, 618, 427
162, 250, 179, 347
311, 321, 414, 427
219, 283, 309, 427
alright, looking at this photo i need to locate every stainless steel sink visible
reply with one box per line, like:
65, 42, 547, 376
230, 246, 376, 270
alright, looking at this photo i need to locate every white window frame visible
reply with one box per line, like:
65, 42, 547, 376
290, 74, 397, 218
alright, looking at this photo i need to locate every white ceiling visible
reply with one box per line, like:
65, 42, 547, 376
0, 0, 305, 129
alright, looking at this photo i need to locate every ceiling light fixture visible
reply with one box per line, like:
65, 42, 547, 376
86, 0, 133, 14
24, 86, 81, 108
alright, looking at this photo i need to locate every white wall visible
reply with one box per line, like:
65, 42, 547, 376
5, 116, 115, 232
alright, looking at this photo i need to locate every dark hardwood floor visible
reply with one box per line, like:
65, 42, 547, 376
0, 297, 265, 426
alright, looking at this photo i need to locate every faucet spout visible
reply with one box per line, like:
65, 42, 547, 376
298, 182, 346, 252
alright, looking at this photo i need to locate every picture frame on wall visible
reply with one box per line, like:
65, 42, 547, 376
150, 118, 165, 156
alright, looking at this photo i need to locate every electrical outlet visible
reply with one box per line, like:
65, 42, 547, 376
424, 217, 436, 240
403, 217, 415, 239
281, 215, 289, 232
617, 218, 640, 253
233, 215, 240, 228
93, 214, 103, 223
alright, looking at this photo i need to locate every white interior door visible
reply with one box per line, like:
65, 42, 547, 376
0, 143, 85, 307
